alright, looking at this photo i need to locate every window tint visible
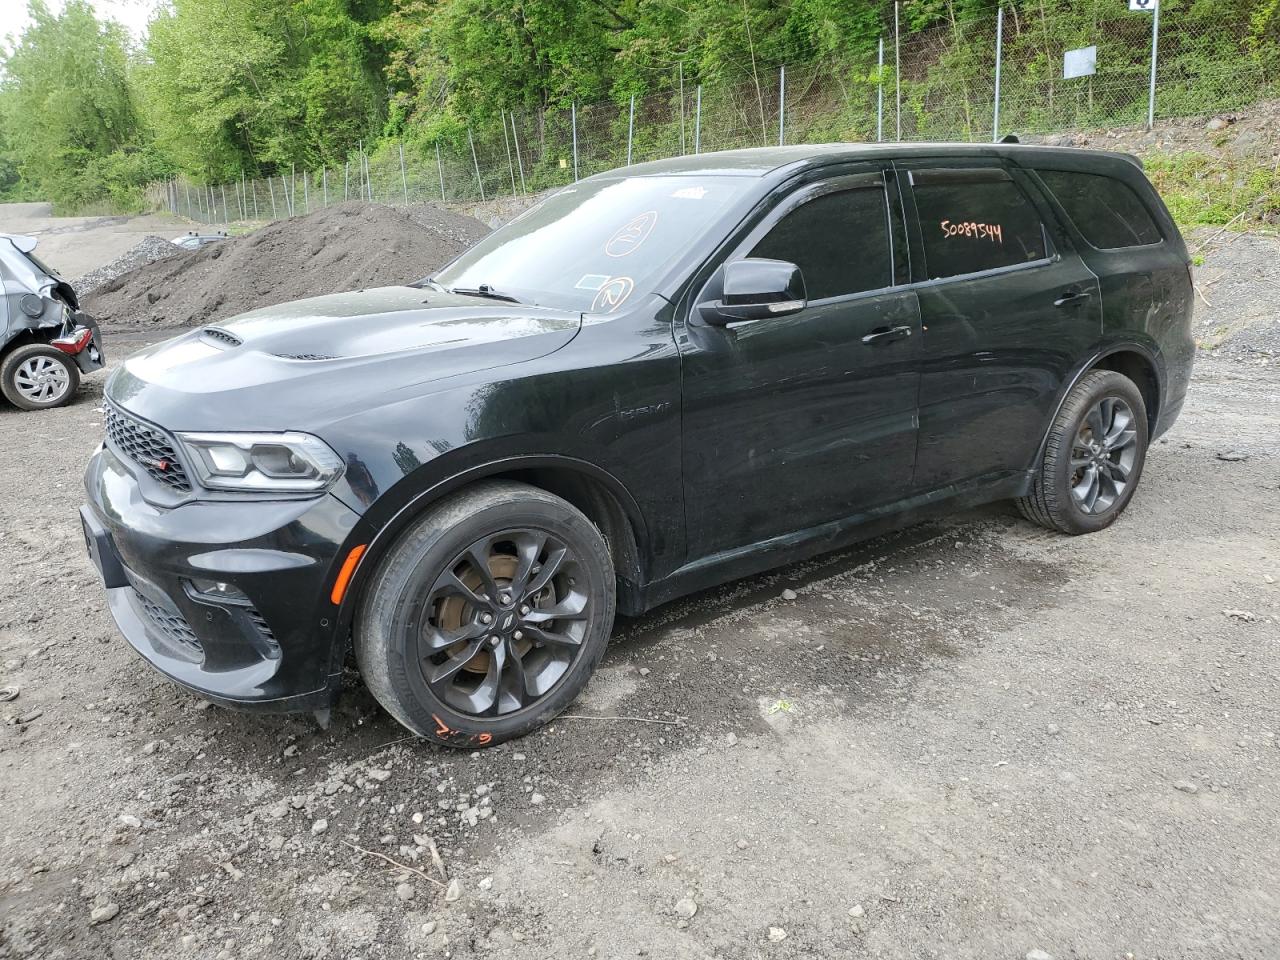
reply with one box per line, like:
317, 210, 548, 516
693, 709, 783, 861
1038, 169, 1162, 249
911, 175, 1047, 279
749, 187, 892, 300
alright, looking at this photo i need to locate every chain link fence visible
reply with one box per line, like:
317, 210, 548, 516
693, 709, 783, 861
153, 2, 1280, 225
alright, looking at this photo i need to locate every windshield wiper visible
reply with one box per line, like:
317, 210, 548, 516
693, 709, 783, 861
448, 283, 522, 304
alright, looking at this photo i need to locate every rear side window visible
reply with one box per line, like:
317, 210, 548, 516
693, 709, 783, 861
749, 186, 892, 300
1037, 169, 1162, 249
910, 170, 1047, 279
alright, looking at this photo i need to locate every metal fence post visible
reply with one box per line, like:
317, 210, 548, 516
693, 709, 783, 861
344, 161, 349, 201
281, 175, 291, 216
183, 181, 192, 219
510, 113, 527, 194
268, 175, 277, 219
694, 85, 702, 154
778, 66, 786, 146
209, 185, 216, 222
627, 95, 635, 165
251, 177, 258, 219
303, 170, 310, 213
1147, 1, 1161, 129
877, 38, 885, 142
678, 61, 686, 155
571, 102, 579, 181
291, 163, 297, 214
468, 126, 486, 201
221, 183, 229, 224
400, 141, 409, 205
322, 167, 328, 207
435, 142, 446, 202
501, 111, 518, 195
993, 6, 1004, 142
895, 1, 902, 140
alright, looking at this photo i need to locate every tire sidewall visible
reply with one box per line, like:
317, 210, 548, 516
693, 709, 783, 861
1050, 372, 1149, 534
358, 488, 614, 747
1, 345, 80, 411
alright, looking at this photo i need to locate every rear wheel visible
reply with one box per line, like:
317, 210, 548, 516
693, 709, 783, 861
1017, 370, 1149, 535
1, 344, 79, 411
355, 481, 615, 747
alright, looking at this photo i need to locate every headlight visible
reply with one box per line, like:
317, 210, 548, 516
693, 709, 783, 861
176, 431, 344, 492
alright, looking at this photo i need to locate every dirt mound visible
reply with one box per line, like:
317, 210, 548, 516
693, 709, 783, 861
84, 201, 489, 329
72, 235, 178, 298
1191, 228, 1280, 362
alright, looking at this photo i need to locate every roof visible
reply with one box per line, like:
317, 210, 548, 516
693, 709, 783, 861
600, 142, 1140, 179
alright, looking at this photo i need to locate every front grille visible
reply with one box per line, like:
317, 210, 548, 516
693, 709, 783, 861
246, 608, 276, 646
104, 405, 191, 492
134, 590, 201, 655
202, 327, 242, 347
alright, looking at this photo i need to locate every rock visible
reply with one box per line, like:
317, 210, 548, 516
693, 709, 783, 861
1026, 951, 1054, 960
421, 920, 438, 935
530, 792, 546, 806
512, 753, 526, 761
118, 814, 141, 829
849, 904, 865, 918
1223, 609, 1256, 622
1215, 450, 1247, 462
767, 926, 787, 943
1173, 779, 1199, 794
638, 667, 651, 677
735, 839, 749, 850
367, 767, 392, 782
478, 876, 493, 891
90, 903, 120, 925
1205, 117, 1229, 131
396, 883, 415, 902
780, 589, 798, 601
311, 819, 328, 836
725, 732, 738, 747
674, 897, 698, 919
444, 879, 461, 902
283, 745, 299, 757
141, 740, 161, 755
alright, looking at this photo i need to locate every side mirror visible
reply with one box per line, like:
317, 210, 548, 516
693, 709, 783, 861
699, 258, 807, 326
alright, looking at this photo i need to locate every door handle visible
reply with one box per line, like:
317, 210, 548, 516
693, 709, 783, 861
1054, 288, 1092, 308
861, 324, 913, 345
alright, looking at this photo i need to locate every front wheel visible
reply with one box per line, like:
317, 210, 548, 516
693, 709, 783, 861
1, 344, 80, 411
1017, 369, 1149, 535
355, 481, 615, 748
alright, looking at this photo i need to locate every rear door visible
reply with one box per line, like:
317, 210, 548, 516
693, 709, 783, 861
678, 168, 921, 559
897, 160, 1102, 492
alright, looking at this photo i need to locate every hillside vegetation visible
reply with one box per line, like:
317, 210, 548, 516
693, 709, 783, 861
1, 0, 1278, 213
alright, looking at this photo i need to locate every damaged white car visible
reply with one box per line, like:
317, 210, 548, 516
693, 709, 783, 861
0, 233, 104, 410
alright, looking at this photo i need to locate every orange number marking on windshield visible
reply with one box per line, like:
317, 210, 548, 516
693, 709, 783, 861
940, 219, 1004, 244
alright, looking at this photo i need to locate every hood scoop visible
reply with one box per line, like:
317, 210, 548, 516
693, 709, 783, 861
274, 352, 341, 361
202, 327, 243, 347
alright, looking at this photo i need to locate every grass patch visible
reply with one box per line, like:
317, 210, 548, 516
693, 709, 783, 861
1144, 151, 1280, 230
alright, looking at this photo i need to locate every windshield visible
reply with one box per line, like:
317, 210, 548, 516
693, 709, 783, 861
431, 175, 753, 313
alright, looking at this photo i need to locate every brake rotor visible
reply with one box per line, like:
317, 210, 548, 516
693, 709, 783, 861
435, 552, 536, 674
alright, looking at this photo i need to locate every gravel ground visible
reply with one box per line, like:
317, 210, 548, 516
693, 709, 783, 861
1190, 229, 1280, 362
0, 344, 1277, 959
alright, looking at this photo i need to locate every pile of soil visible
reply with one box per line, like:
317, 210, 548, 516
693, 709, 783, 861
84, 201, 489, 329
71, 235, 177, 298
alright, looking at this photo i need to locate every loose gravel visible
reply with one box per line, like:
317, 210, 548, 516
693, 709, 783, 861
70, 235, 178, 298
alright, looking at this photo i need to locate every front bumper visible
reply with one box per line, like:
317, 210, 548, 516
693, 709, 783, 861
82, 441, 362, 713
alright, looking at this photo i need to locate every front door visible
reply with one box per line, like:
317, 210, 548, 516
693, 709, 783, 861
677, 170, 921, 560
898, 161, 1103, 492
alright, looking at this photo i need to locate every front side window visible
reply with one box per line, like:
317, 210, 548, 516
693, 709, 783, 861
911, 172, 1047, 279
748, 186, 893, 301
1037, 169, 1162, 249
432, 175, 753, 313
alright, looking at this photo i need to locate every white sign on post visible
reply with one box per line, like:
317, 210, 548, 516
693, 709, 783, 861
1130, 0, 1158, 10
1063, 45, 1097, 79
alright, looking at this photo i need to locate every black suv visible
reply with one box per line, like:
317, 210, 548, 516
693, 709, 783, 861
82, 144, 1193, 746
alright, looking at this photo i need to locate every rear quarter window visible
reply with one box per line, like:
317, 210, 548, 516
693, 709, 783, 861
910, 172, 1048, 280
1037, 169, 1162, 249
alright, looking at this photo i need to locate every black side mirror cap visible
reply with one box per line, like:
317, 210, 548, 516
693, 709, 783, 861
699, 258, 807, 326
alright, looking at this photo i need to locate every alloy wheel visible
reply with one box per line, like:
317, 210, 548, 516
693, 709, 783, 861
13, 355, 71, 405
1070, 396, 1138, 514
417, 529, 591, 717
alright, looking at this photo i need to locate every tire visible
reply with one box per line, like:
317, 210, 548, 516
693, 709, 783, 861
355, 480, 615, 748
1, 344, 80, 411
1017, 370, 1149, 535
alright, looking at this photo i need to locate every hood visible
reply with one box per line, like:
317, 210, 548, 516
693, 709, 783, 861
109, 286, 581, 431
